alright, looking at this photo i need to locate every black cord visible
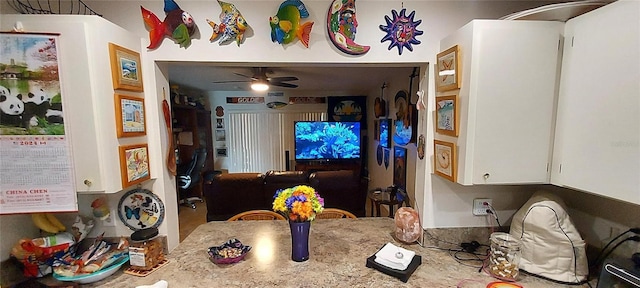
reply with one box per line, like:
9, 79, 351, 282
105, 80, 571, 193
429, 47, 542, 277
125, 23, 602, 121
590, 228, 640, 268
595, 235, 640, 267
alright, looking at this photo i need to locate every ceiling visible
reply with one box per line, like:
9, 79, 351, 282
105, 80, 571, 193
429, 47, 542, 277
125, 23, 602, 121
167, 64, 421, 93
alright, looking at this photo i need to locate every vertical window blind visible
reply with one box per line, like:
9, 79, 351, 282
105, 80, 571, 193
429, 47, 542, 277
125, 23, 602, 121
227, 111, 326, 172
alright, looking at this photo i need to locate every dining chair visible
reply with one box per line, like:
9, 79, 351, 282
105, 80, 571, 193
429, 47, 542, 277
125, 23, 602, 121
227, 210, 286, 221
316, 208, 357, 219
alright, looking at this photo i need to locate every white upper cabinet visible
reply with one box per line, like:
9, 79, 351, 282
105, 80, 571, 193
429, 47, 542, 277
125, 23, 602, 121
551, 1, 640, 204
0, 15, 148, 193
438, 20, 563, 185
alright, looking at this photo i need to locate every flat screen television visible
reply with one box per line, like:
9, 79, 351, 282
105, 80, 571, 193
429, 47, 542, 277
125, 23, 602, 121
294, 121, 361, 161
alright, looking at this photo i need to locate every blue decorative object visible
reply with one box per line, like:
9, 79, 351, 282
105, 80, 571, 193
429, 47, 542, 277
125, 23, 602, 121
118, 188, 165, 231
208, 238, 252, 264
379, 8, 423, 55
289, 221, 310, 262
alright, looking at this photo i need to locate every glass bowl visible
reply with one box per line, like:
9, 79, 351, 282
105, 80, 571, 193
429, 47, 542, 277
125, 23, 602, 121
208, 238, 251, 265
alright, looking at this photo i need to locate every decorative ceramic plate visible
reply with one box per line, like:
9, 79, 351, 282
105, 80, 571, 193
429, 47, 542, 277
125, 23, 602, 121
117, 188, 165, 230
53, 255, 129, 284
208, 239, 252, 265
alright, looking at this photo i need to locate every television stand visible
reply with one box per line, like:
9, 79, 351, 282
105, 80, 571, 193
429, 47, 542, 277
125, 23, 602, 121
295, 161, 361, 177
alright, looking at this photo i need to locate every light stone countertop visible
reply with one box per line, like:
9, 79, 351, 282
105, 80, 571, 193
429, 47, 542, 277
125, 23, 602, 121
84, 218, 597, 287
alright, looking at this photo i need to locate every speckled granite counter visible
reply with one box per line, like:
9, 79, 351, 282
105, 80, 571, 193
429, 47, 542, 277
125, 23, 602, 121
83, 218, 596, 287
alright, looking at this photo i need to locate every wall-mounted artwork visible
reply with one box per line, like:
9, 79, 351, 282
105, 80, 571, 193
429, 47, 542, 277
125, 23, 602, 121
393, 90, 411, 146
270, 0, 314, 48
379, 8, 423, 55
207, 0, 249, 46
434, 140, 456, 182
435, 95, 458, 137
216, 147, 228, 157
109, 43, 143, 92
215, 129, 226, 141
393, 146, 407, 189
119, 144, 151, 188
327, 0, 370, 55
115, 94, 146, 138
436, 45, 460, 92
140, 0, 196, 49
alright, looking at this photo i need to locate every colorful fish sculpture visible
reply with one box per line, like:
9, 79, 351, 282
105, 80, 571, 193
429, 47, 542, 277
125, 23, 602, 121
269, 0, 314, 48
141, 0, 196, 49
206, 0, 249, 46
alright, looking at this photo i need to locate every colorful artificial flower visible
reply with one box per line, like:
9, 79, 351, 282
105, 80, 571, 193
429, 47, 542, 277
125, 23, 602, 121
273, 185, 324, 222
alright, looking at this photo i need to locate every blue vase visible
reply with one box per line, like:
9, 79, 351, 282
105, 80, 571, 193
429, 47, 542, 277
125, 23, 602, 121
289, 221, 310, 262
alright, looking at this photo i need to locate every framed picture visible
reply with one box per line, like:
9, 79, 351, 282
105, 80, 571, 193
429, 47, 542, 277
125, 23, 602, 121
373, 120, 380, 141
216, 148, 228, 157
115, 94, 146, 138
435, 95, 458, 136
434, 140, 456, 182
393, 146, 407, 189
436, 45, 460, 92
216, 118, 224, 129
215, 129, 226, 141
119, 144, 151, 188
109, 43, 144, 92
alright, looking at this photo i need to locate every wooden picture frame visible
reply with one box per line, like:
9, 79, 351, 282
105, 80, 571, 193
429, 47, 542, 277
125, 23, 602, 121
115, 94, 146, 138
436, 45, 460, 92
109, 43, 144, 92
434, 140, 456, 182
435, 95, 458, 136
119, 144, 151, 188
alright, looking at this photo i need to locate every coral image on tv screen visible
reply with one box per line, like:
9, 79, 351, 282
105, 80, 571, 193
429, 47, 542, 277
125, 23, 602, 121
294, 121, 361, 161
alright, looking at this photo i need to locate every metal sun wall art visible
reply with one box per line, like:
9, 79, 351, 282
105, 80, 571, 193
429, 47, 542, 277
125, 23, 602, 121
207, 0, 249, 46
270, 0, 314, 48
327, 0, 370, 55
379, 8, 423, 55
141, 0, 196, 49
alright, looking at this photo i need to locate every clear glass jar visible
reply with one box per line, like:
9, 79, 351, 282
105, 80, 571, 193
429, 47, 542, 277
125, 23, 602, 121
128, 228, 164, 271
488, 232, 521, 281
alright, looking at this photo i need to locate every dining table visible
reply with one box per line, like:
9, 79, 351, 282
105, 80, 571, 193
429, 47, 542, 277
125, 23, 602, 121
84, 217, 597, 287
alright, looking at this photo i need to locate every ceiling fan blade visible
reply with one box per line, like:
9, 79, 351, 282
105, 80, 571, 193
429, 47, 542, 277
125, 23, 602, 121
211, 80, 250, 84
268, 76, 299, 82
270, 82, 298, 88
233, 72, 256, 80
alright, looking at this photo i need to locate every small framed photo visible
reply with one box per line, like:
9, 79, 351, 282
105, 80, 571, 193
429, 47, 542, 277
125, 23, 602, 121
434, 140, 456, 182
216, 148, 228, 157
109, 43, 144, 92
216, 118, 224, 129
215, 129, 226, 141
115, 94, 146, 138
436, 45, 460, 92
119, 144, 151, 188
435, 95, 458, 137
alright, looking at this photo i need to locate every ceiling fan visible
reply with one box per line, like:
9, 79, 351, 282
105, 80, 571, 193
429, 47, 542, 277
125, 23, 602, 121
212, 67, 299, 90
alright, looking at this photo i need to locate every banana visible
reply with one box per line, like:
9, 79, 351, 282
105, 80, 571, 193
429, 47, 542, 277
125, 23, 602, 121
44, 213, 66, 232
31, 213, 59, 234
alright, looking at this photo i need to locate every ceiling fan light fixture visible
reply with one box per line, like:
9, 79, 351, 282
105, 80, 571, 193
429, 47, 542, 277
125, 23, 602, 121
251, 80, 269, 91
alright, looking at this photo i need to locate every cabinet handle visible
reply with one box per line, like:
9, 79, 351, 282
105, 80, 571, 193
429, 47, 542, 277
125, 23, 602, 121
483, 173, 490, 180
83, 179, 92, 187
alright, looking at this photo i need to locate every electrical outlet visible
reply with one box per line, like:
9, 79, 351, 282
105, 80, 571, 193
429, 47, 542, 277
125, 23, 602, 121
102, 209, 117, 227
473, 198, 492, 216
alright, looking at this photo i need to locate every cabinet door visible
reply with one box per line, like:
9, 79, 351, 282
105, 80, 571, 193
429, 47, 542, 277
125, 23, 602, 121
551, 1, 640, 204
440, 20, 563, 185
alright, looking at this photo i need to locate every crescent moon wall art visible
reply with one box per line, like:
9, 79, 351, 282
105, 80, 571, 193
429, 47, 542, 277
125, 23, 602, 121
326, 0, 370, 55
379, 8, 423, 55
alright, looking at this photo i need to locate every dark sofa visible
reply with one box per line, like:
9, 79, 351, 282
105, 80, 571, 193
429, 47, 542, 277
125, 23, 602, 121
203, 170, 367, 221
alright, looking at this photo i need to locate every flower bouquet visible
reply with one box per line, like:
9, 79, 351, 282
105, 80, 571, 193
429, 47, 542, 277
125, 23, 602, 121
272, 185, 324, 262
272, 185, 324, 222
